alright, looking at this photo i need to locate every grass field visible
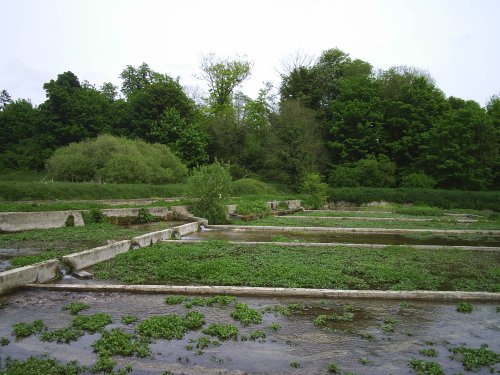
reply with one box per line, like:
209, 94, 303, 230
93, 241, 500, 292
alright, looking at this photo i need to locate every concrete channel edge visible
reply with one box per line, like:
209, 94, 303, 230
23, 283, 500, 301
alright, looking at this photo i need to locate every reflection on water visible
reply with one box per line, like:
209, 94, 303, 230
0, 290, 498, 374
185, 227, 500, 247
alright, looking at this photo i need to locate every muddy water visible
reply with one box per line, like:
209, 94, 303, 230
0, 290, 498, 374
185, 227, 500, 247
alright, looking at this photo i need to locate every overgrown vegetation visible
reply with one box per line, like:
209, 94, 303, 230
186, 161, 232, 224
202, 323, 238, 340
230, 303, 263, 325
93, 241, 500, 291
456, 302, 473, 313
40, 326, 83, 344
136, 312, 204, 340
407, 358, 444, 375
46, 134, 187, 184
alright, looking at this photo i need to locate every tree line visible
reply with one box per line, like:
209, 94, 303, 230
0, 48, 499, 190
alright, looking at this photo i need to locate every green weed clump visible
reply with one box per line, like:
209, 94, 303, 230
92, 328, 150, 358
41, 326, 83, 344
231, 303, 263, 325
12, 320, 46, 338
183, 295, 236, 308
313, 312, 354, 326
0, 337, 10, 346
290, 360, 300, 368
456, 302, 473, 313
249, 330, 266, 341
63, 302, 90, 315
121, 315, 138, 325
202, 323, 238, 340
407, 358, 444, 374
0, 299, 8, 309
327, 362, 340, 373
72, 313, 112, 333
448, 344, 500, 372
165, 295, 188, 305
1, 356, 85, 375
81, 208, 106, 224
137, 208, 156, 223
419, 348, 439, 357
137, 312, 204, 340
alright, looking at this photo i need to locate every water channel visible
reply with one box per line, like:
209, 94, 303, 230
0, 289, 498, 374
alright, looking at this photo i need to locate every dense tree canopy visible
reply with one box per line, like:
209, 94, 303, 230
0, 50, 498, 190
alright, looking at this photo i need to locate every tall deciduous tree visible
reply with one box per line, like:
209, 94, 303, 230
199, 54, 251, 112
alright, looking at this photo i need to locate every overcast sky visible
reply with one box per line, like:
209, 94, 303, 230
1, 0, 499, 106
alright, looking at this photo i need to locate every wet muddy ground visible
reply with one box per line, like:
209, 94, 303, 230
0, 289, 498, 374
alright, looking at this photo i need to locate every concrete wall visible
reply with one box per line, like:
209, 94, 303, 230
0, 260, 59, 295
132, 229, 173, 248
173, 222, 200, 237
62, 240, 131, 271
171, 206, 208, 226
101, 207, 173, 220
0, 210, 84, 232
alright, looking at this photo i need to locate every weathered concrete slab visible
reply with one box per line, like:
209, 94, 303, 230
173, 222, 199, 236
170, 206, 208, 226
24, 284, 500, 301
132, 229, 173, 247
0, 259, 60, 295
286, 200, 301, 209
226, 205, 237, 215
101, 207, 172, 220
0, 210, 84, 232
36, 260, 60, 283
62, 240, 131, 271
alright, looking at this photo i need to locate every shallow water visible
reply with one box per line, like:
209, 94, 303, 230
185, 227, 500, 247
0, 290, 498, 374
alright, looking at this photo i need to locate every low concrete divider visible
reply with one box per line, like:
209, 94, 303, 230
132, 229, 173, 248
173, 222, 200, 237
0, 210, 84, 232
287, 216, 477, 223
24, 283, 500, 301
62, 240, 131, 271
0, 260, 60, 295
210, 225, 500, 236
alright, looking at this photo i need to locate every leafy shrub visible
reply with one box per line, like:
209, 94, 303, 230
137, 208, 156, 223
186, 161, 232, 224
231, 178, 278, 195
81, 208, 106, 224
46, 134, 187, 184
235, 200, 271, 217
300, 173, 327, 209
407, 358, 444, 374
401, 173, 437, 188
329, 155, 396, 188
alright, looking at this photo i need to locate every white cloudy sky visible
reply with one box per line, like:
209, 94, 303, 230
1, 0, 499, 106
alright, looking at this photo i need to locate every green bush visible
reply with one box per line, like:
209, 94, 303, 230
300, 173, 327, 209
46, 134, 187, 184
231, 178, 278, 195
329, 155, 396, 188
401, 173, 437, 188
81, 208, 106, 224
186, 161, 232, 224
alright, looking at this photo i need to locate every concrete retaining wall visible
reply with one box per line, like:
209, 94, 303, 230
132, 229, 173, 248
24, 284, 500, 301
173, 222, 200, 237
171, 206, 208, 226
62, 240, 131, 271
0, 260, 60, 295
0, 210, 84, 232
101, 207, 173, 220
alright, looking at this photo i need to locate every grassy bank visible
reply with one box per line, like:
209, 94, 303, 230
328, 188, 500, 211
93, 241, 500, 292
